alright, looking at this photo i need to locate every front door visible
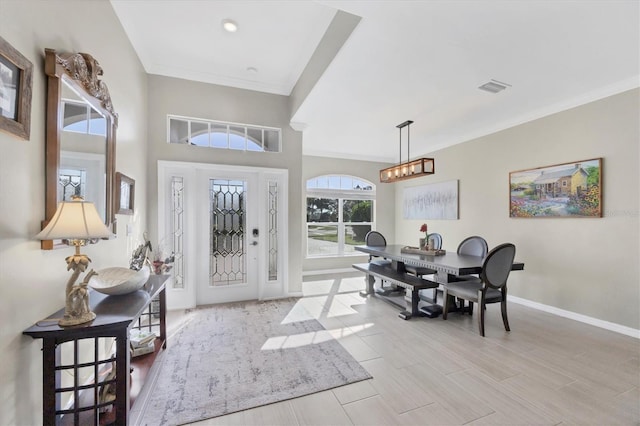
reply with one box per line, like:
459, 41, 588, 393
196, 170, 259, 304
158, 161, 288, 310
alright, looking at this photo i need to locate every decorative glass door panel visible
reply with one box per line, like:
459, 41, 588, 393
210, 179, 246, 286
196, 170, 258, 305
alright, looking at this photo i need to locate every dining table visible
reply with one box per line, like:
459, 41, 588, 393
354, 244, 524, 319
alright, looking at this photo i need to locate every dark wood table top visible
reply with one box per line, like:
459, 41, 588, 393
23, 274, 168, 339
355, 244, 524, 276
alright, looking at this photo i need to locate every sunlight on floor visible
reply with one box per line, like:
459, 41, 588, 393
282, 275, 370, 324
267, 274, 378, 349
261, 323, 374, 350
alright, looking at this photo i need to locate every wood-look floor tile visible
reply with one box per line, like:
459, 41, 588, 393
525, 347, 637, 396
502, 372, 618, 425
477, 343, 574, 387
360, 358, 435, 414
331, 379, 378, 405
409, 361, 494, 423
397, 401, 461, 425
447, 369, 559, 425
290, 390, 353, 426
342, 395, 402, 425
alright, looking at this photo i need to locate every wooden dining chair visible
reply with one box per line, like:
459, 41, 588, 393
442, 243, 516, 336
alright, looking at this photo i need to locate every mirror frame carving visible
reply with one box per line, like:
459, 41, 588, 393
42, 48, 118, 249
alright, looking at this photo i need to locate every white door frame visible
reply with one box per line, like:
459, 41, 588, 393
158, 160, 288, 310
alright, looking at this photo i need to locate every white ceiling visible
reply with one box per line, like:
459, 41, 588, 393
111, 0, 639, 163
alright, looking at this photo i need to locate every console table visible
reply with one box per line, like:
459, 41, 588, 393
23, 274, 168, 425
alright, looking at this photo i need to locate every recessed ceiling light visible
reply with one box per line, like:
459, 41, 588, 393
222, 19, 238, 33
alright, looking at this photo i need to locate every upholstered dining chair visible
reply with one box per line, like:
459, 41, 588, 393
457, 235, 488, 258
364, 231, 396, 295
364, 231, 389, 264
447, 235, 490, 310
442, 243, 516, 336
365, 230, 386, 247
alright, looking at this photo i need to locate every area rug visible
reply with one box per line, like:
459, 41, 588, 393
139, 298, 371, 425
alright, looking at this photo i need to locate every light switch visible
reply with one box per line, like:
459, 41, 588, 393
126, 223, 133, 236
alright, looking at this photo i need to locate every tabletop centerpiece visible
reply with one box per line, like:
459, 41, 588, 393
419, 223, 429, 249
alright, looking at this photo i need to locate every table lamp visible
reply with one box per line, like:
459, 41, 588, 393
35, 197, 113, 326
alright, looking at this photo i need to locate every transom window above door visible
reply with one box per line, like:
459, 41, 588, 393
167, 115, 281, 152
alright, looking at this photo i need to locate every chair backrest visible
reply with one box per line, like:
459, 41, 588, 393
427, 233, 442, 250
365, 231, 386, 247
481, 243, 516, 289
457, 236, 488, 258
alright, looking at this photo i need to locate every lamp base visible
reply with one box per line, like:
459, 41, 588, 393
59, 311, 96, 327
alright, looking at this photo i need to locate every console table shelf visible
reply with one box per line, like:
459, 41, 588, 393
24, 274, 169, 426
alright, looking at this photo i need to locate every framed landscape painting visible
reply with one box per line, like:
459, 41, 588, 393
509, 158, 602, 218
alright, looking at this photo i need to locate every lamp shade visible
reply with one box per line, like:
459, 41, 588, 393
35, 200, 112, 240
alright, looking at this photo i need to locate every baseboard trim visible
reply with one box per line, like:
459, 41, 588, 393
509, 295, 640, 339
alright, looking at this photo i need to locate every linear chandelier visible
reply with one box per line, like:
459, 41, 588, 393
380, 120, 435, 183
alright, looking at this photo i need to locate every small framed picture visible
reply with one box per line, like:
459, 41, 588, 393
115, 172, 135, 215
0, 36, 33, 140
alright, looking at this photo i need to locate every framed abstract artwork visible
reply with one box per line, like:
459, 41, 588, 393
0, 36, 33, 140
403, 180, 459, 220
509, 158, 602, 218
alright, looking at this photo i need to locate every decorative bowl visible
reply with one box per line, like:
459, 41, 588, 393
89, 265, 151, 295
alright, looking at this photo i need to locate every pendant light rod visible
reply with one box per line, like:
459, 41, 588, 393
396, 120, 413, 164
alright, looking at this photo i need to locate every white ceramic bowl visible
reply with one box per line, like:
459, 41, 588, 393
89, 266, 151, 295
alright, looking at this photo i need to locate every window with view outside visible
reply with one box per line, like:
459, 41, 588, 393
62, 100, 107, 136
167, 115, 281, 152
306, 175, 375, 257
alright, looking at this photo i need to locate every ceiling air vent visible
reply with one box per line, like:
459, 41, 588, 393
478, 79, 511, 94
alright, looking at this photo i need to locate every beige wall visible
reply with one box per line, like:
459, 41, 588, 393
0, 0, 148, 424
145, 75, 303, 293
302, 155, 396, 272
395, 89, 640, 329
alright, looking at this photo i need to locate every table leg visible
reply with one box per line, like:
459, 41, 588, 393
432, 272, 470, 313
359, 274, 375, 297
398, 288, 420, 320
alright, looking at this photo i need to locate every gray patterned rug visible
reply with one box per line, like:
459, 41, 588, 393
140, 298, 371, 425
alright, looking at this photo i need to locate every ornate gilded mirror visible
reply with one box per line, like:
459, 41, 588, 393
42, 48, 117, 249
